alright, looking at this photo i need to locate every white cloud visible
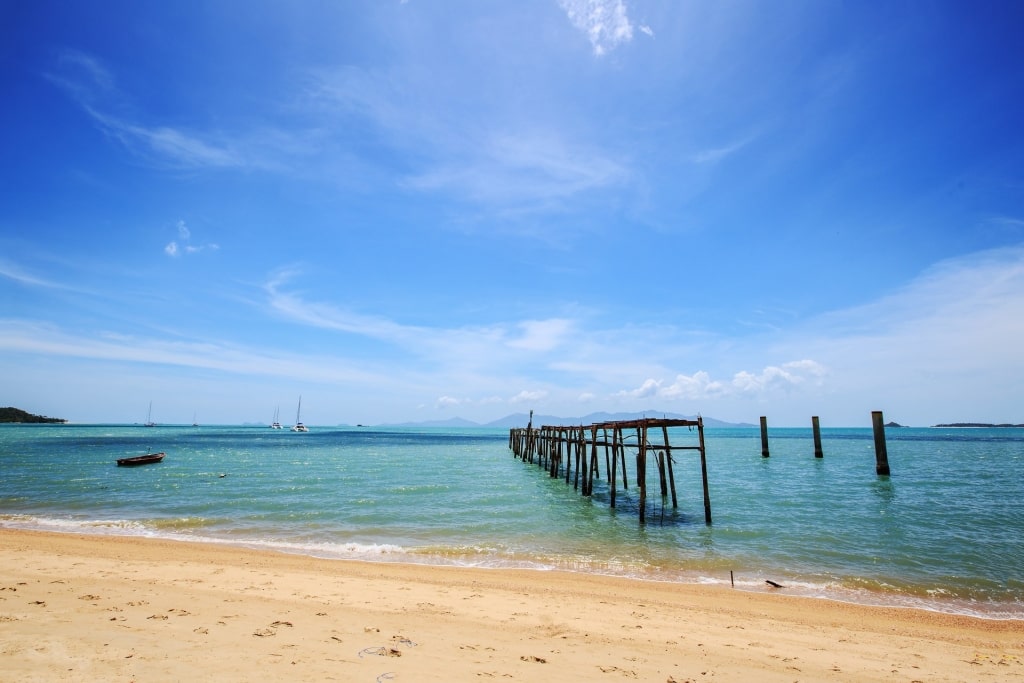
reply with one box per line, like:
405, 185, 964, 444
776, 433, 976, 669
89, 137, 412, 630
507, 319, 573, 352
558, 0, 634, 56
619, 361, 825, 402
730, 361, 826, 394
639, 24, 654, 38
511, 390, 548, 404
164, 220, 218, 257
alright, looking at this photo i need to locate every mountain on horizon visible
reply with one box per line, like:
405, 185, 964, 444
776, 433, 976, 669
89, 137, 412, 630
381, 411, 755, 429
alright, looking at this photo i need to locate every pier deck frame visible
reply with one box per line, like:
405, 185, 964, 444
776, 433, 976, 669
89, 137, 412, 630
509, 417, 710, 525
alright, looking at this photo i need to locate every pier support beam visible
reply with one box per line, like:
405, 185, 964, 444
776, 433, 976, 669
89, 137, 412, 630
760, 416, 770, 457
699, 419, 712, 525
871, 410, 890, 476
812, 416, 823, 458
509, 417, 709, 525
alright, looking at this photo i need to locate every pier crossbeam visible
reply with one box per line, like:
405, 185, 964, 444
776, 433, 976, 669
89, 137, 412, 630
509, 417, 711, 525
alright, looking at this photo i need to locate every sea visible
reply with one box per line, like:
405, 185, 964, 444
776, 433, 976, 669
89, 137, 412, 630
2, 423, 1022, 620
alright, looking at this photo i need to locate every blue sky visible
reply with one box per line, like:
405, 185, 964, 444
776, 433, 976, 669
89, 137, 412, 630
2, 1, 1023, 427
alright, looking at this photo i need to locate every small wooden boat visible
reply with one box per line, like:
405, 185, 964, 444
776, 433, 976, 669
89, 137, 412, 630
116, 452, 166, 467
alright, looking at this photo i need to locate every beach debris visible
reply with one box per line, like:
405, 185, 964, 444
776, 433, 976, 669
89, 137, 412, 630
765, 580, 784, 588
359, 646, 402, 658
521, 655, 547, 663
254, 620, 292, 637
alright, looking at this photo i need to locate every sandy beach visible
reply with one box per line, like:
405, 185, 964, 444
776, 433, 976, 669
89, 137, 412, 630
1, 529, 1021, 682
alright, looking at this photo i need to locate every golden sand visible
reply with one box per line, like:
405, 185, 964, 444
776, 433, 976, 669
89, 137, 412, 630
1, 529, 1021, 682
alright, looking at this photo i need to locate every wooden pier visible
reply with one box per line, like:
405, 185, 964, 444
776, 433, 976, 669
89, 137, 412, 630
509, 415, 711, 525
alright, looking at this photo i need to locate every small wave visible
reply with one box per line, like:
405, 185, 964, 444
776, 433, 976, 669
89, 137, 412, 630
0, 514, 149, 534
147, 517, 215, 531
4, 513, 1021, 619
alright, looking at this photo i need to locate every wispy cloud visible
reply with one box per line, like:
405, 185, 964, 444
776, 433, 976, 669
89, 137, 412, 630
303, 66, 630, 212
48, 50, 295, 172
263, 269, 575, 365
690, 134, 757, 164
0, 319, 381, 386
403, 132, 629, 208
0, 259, 66, 289
558, 0, 635, 56
165, 220, 219, 258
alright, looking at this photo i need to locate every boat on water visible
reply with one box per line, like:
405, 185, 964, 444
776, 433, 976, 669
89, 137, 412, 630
144, 401, 156, 427
291, 396, 309, 432
116, 452, 165, 466
270, 406, 282, 429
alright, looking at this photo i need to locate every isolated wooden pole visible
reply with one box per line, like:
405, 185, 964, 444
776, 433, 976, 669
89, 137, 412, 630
812, 416, 823, 458
760, 416, 770, 457
871, 410, 890, 475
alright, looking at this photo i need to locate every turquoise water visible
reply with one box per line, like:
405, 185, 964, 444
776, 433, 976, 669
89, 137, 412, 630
2, 424, 1022, 618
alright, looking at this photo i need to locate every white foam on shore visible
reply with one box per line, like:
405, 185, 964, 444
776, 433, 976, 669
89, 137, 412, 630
3, 513, 1022, 620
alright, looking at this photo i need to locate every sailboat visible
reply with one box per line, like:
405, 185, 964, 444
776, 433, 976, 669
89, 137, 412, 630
192, 411, 198, 427
270, 406, 282, 429
291, 396, 308, 432
144, 401, 156, 427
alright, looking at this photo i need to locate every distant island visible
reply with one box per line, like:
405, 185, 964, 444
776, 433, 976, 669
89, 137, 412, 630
932, 422, 1024, 428
0, 407, 67, 424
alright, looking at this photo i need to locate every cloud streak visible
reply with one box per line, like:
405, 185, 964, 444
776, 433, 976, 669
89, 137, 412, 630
48, 49, 296, 172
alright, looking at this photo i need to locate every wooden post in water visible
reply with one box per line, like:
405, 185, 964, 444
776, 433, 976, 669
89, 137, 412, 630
812, 416, 823, 458
760, 416, 770, 457
610, 427, 619, 508
698, 416, 712, 525
872, 410, 890, 475
662, 424, 678, 509
637, 426, 648, 524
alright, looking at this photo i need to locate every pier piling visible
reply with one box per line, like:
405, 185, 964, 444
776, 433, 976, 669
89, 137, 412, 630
760, 416, 770, 457
812, 416, 823, 458
509, 417, 709, 525
871, 410, 890, 476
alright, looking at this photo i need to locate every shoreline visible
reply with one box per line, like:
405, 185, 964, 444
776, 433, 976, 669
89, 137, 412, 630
4, 515, 1022, 621
2, 529, 1022, 682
